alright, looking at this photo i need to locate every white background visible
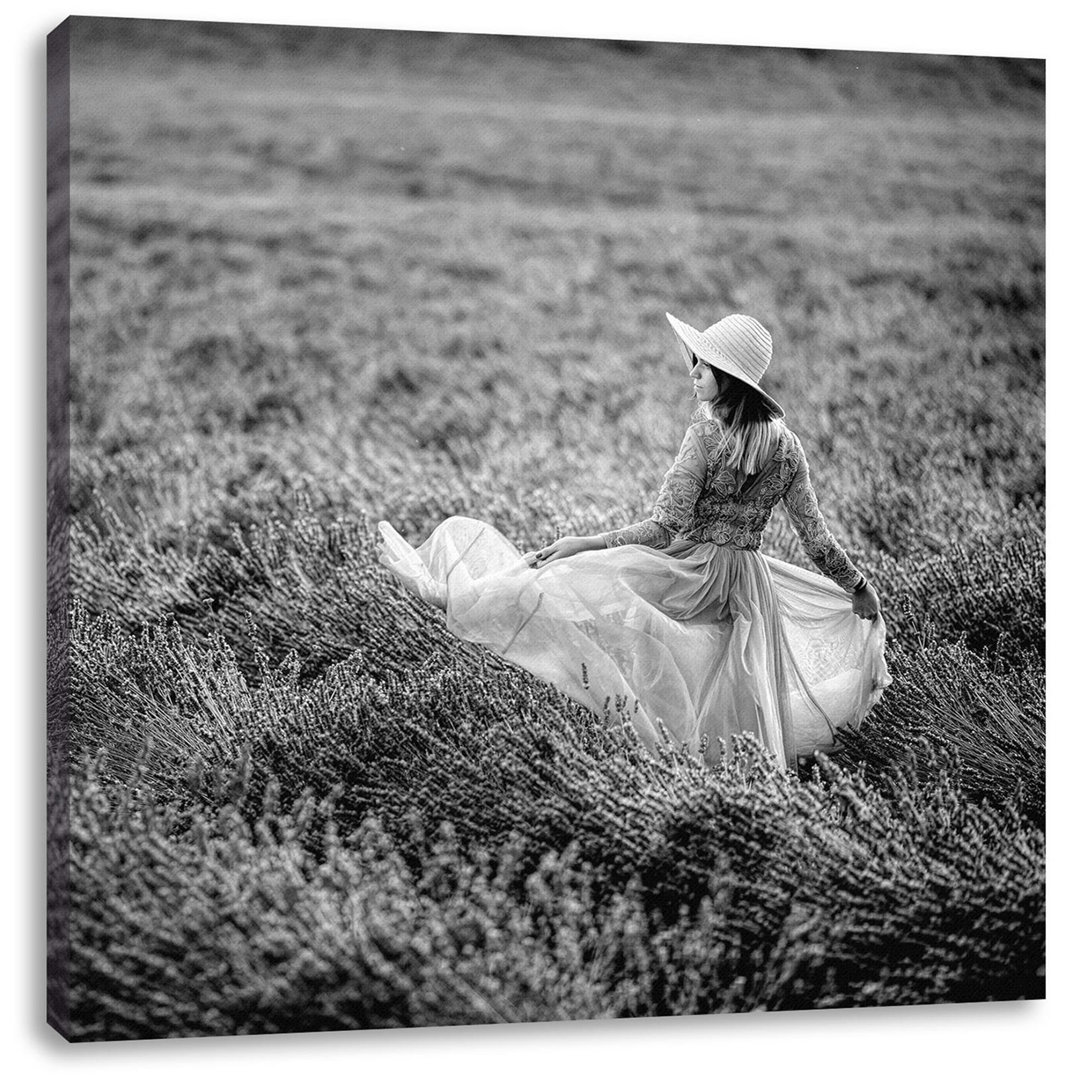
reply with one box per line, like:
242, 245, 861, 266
7, 2, 1073, 1077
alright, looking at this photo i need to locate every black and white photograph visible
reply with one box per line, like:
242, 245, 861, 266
39, 1, 1055, 1065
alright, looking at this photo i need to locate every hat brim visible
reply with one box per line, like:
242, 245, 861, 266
665, 312, 785, 419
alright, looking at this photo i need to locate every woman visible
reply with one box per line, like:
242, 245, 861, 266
377, 312, 890, 769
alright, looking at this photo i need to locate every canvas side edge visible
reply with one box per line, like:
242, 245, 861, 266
46, 15, 73, 1043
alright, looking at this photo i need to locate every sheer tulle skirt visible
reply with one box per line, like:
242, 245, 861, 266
377, 516, 890, 767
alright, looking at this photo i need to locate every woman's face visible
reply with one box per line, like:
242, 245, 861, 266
690, 354, 721, 401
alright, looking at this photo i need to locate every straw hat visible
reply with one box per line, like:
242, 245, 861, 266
665, 311, 785, 419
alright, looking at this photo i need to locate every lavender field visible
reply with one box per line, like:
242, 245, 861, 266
48, 18, 1045, 1038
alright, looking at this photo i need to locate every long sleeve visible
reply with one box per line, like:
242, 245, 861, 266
603, 424, 708, 549
781, 436, 863, 592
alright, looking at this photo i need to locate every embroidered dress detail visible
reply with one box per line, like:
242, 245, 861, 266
603, 420, 861, 591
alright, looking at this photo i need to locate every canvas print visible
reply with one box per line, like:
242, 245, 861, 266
47, 15, 1045, 1040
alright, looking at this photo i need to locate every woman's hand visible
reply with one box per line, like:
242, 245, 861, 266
851, 579, 881, 622
523, 535, 599, 569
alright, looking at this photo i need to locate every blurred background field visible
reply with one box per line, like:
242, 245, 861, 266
52, 17, 1045, 1038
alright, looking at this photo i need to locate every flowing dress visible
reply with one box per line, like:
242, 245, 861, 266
377, 412, 890, 769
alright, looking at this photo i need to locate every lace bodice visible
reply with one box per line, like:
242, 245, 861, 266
603, 415, 863, 592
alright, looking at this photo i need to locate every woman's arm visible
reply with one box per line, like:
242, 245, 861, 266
525, 423, 707, 566
601, 424, 708, 549
781, 435, 865, 593
601, 518, 673, 549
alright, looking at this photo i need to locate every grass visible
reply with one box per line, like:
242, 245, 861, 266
50, 17, 1044, 1039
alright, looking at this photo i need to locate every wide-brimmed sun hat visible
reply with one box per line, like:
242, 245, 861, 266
665, 311, 785, 419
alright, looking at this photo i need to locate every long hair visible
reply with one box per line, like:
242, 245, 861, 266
699, 367, 783, 474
